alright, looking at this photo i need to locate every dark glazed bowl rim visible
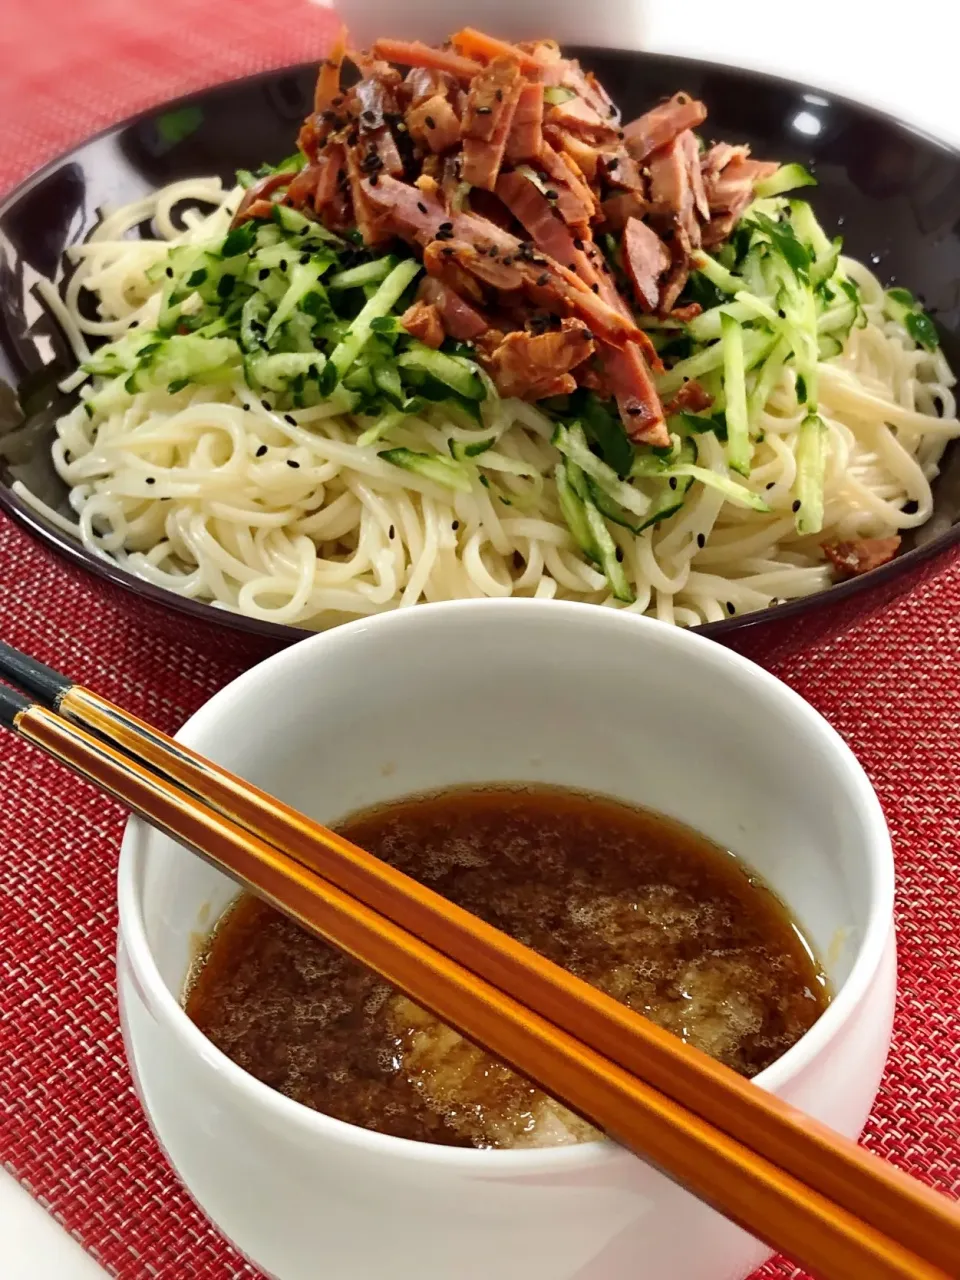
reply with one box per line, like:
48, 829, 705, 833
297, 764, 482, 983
1, 50, 959, 648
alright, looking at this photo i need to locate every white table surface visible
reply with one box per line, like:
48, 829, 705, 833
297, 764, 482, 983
3, 2, 958, 1275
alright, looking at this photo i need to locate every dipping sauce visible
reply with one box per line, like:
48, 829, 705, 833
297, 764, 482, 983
185, 785, 828, 1149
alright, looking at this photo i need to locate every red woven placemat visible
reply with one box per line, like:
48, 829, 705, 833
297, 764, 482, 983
2, 4, 960, 1276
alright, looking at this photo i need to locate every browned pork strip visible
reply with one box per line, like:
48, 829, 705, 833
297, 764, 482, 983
478, 319, 596, 400
623, 93, 707, 161
822, 537, 901, 579
546, 95, 615, 139
407, 95, 462, 153
601, 191, 651, 231
418, 276, 491, 341
623, 216, 671, 312
648, 137, 699, 249
401, 301, 445, 348
505, 82, 545, 161
232, 173, 290, 226
461, 56, 524, 190
704, 156, 779, 214
537, 142, 596, 227
362, 175, 638, 342
664, 380, 713, 415
681, 130, 710, 221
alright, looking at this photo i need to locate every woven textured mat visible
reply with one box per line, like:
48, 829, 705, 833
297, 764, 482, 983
2, 3, 960, 1276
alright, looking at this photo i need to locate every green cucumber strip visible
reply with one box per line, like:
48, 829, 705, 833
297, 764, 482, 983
328, 258, 396, 290
357, 409, 406, 448
397, 345, 484, 400
555, 463, 598, 562
272, 204, 345, 245
265, 261, 332, 342
754, 164, 817, 199
817, 335, 843, 360
747, 333, 793, 425
379, 447, 472, 493
793, 412, 827, 535
809, 238, 842, 290
786, 199, 832, 258
247, 351, 326, 391
636, 474, 694, 533
582, 496, 634, 603
690, 249, 742, 296
883, 288, 940, 351
668, 463, 771, 512
449, 437, 495, 462
552, 424, 651, 518
324, 258, 422, 388
372, 363, 405, 407
817, 301, 857, 336
720, 313, 751, 476
656, 330, 774, 398
240, 293, 270, 353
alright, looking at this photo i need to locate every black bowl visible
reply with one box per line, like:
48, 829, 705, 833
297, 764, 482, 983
2, 50, 959, 666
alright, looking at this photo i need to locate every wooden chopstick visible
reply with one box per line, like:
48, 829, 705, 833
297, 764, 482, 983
4, 640, 958, 1274
1, 659, 959, 1278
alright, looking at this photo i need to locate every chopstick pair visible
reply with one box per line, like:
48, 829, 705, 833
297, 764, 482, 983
2, 639, 959, 1280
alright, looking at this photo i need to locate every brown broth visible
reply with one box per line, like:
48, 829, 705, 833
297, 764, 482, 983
184, 785, 828, 1149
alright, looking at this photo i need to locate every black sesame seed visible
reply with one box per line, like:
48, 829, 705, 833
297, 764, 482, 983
545, 189, 559, 200
792, 499, 801, 512
362, 109, 376, 122
502, 255, 514, 266
425, 116, 436, 129
573, 237, 584, 250
370, 174, 380, 186
279, 259, 288, 272
537, 272, 550, 286
591, 282, 600, 294
626, 407, 642, 416
287, 459, 301, 469
417, 200, 427, 213
258, 268, 270, 281
441, 247, 455, 257
615, 546, 625, 562
489, 245, 499, 258
669, 476, 678, 490
452, 520, 459, 530
261, 399, 271, 410
284, 414, 297, 425
388, 524, 396, 539
145, 477, 156, 485
778, 308, 786, 319
766, 481, 775, 490
607, 156, 619, 169
438, 221, 453, 232
299, 253, 311, 265
243, 404, 251, 412
495, 88, 504, 102
165, 267, 173, 278
129, 319, 139, 328
696, 533, 705, 548
256, 445, 268, 457
582, 329, 594, 340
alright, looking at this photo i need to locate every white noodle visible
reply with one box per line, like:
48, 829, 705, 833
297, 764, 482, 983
29, 185, 960, 629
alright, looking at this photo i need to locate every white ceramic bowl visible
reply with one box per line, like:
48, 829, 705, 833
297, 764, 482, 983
117, 601, 896, 1280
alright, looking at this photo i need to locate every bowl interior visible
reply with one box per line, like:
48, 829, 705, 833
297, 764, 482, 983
126, 602, 892, 1107
2, 49, 959, 647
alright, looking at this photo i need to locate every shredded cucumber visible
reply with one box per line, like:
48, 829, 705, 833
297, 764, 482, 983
323, 259, 422, 390
397, 345, 484, 400
793, 413, 827, 534
553, 424, 651, 518
720, 313, 751, 476
379, 447, 472, 492
754, 164, 817, 199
